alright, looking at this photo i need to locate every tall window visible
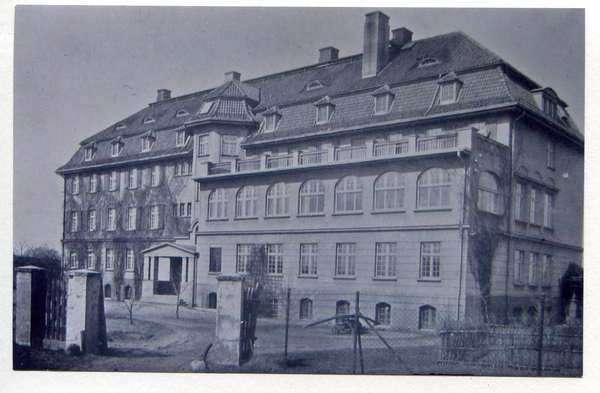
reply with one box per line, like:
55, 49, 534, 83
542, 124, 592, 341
335, 243, 356, 277
129, 169, 138, 189
126, 249, 135, 271
236, 186, 258, 218
151, 165, 160, 187
544, 193, 554, 228
374, 94, 392, 115
142, 137, 153, 152
300, 244, 318, 276
336, 300, 350, 322
208, 293, 217, 309
109, 171, 118, 191
111, 142, 122, 157
266, 182, 290, 216
419, 305, 436, 330
90, 174, 98, 193
515, 183, 527, 221
105, 249, 114, 270
542, 255, 552, 286
529, 189, 538, 224
176, 130, 186, 146
108, 208, 116, 231
209, 247, 222, 273
70, 251, 78, 269
299, 180, 325, 214
127, 207, 137, 230
187, 203, 192, 217
300, 299, 313, 320
547, 141, 555, 168
376, 303, 391, 325
87, 251, 96, 270
375, 242, 397, 277
208, 188, 229, 219
335, 176, 363, 213
150, 205, 160, 229
71, 211, 79, 232
477, 172, 501, 214
529, 253, 538, 286
374, 172, 405, 211
420, 242, 441, 279
514, 250, 524, 284
221, 135, 237, 156
236, 244, 252, 273
417, 168, 451, 208
267, 244, 284, 274
72, 176, 80, 195
198, 135, 209, 156
84, 147, 95, 161
316, 105, 332, 124
88, 209, 97, 231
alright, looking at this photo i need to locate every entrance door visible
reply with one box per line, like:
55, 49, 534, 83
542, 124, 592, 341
153, 257, 183, 295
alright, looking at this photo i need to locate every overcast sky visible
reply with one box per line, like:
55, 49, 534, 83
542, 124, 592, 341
12, 6, 584, 252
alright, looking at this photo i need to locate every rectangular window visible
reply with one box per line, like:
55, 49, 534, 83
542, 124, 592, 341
129, 169, 138, 189
105, 249, 114, 270
300, 244, 318, 276
515, 183, 527, 221
108, 208, 116, 231
90, 174, 98, 193
529, 188, 538, 224
72, 176, 80, 195
111, 143, 122, 157
236, 244, 252, 273
267, 244, 284, 274
440, 83, 457, 104
151, 165, 160, 187
70, 251, 78, 269
544, 193, 554, 228
180, 203, 186, 217
514, 250, 524, 284
176, 130, 186, 146
529, 253, 538, 286
127, 207, 137, 230
198, 135, 209, 156
420, 242, 441, 279
542, 254, 552, 286
126, 249, 135, 271
87, 251, 96, 270
374, 95, 390, 114
547, 141, 555, 168
150, 205, 160, 229
209, 247, 222, 273
88, 210, 97, 231
221, 135, 237, 156
265, 115, 276, 132
316, 106, 330, 124
142, 137, 152, 152
71, 211, 79, 232
109, 171, 118, 191
375, 242, 397, 277
335, 243, 356, 277
187, 202, 192, 217
84, 147, 94, 161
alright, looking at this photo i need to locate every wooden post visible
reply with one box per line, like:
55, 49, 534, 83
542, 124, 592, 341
353, 291, 359, 374
284, 288, 291, 368
537, 295, 546, 376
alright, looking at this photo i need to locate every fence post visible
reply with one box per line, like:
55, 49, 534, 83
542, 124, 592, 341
284, 288, 291, 368
15, 266, 47, 347
213, 275, 245, 366
353, 291, 359, 374
537, 295, 546, 376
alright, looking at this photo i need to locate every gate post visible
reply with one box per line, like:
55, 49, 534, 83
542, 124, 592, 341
65, 270, 107, 354
15, 266, 47, 347
213, 275, 245, 366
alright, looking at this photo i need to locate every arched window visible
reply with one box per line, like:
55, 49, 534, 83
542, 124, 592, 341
208, 188, 228, 219
527, 306, 538, 324
124, 285, 133, 300
208, 292, 217, 309
336, 300, 350, 323
513, 307, 523, 323
335, 176, 363, 212
417, 168, 451, 208
266, 182, 290, 216
374, 172, 405, 211
299, 179, 325, 214
478, 172, 501, 214
300, 298, 313, 320
236, 186, 258, 218
104, 284, 112, 299
375, 302, 391, 326
419, 305, 436, 330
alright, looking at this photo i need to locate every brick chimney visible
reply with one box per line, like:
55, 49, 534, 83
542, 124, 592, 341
391, 27, 413, 48
224, 71, 241, 83
362, 11, 390, 78
156, 89, 171, 102
319, 47, 339, 63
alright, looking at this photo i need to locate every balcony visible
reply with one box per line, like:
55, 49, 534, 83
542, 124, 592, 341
335, 146, 367, 161
209, 162, 232, 175
267, 155, 293, 169
237, 158, 260, 172
299, 150, 328, 165
373, 140, 409, 157
417, 134, 458, 152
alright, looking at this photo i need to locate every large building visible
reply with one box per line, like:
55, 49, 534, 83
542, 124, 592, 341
57, 11, 583, 327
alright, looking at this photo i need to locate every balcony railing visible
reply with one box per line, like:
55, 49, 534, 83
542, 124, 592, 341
373, 140, 409, 157
417, 133, 458, 152
335, 146, 366, 161
237, 158, 261, 172
209, 162, 232, 175
267, 155, 293, 169
300, 150, 328, 165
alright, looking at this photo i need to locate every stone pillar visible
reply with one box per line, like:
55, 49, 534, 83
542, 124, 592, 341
213, 275, 245, 366
15, 266, 47, 347
65, 270, 107, 354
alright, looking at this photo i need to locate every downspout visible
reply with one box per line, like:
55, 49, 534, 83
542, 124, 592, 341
61, 175, 67, 276
456, 147, 470, 321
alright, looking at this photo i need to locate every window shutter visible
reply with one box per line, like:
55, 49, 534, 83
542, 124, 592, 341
79, 209, 83, 232
137, 206, 143, 230
159, 204, 165, 228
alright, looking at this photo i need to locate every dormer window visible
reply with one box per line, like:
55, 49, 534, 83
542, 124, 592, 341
418, 57, 440, 67
531, 88, 564, 121
437, 73, 463, 105
176, 110, 189, 117
199, 101, 214, 115
305, 80, 324, 91
143, 116, 155, 124
110, 137, 124, 157
372, 85, 395, 115
83, 142, 97, 161
543, 96, 558, 119
141, 131, 156, 152
262, 107, 282, 133
115, 123, 126, 130
175, 130, 187, 146
314, 96, 335, 125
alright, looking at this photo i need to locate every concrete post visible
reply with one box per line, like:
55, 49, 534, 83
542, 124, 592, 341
213, 275, 245, 366
65, 270, 107, 354
15, 266, 47, 347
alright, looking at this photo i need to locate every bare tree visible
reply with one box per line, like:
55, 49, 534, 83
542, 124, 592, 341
172, 280, 190, 319
13, 239, 28, 257
118, 288, 140, 324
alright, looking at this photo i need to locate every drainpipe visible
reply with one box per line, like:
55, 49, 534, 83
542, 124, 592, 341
456, 149, 470, 321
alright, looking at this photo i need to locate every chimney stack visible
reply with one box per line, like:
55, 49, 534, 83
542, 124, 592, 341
319, 47, 339, 63
362, 11, 390, 78
391, 27, 413, 48
156, 89, 171, 102
224, 71, 241, 83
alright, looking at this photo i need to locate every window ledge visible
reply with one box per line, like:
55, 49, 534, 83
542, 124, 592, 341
373, 277, 397, 281
415, 207, 452, 213
234, 217, 259, 221
528, 284, 538, 288
513, 282, 525, 286
530, 223, 542, 228
297, 213, 326, 218
298, 275, 318, 279
541, 284, 552, 289
334, 276, 356, 280
372, 210, 406, 215
264, 215, 291, 219
514, 219, 528, 224
332, 211, 363, 216
266, 274, 284, 277
208, 272, 221, 275
543, 226, 554, 231
417, 279, 441, 283
207, 218, 229, 222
